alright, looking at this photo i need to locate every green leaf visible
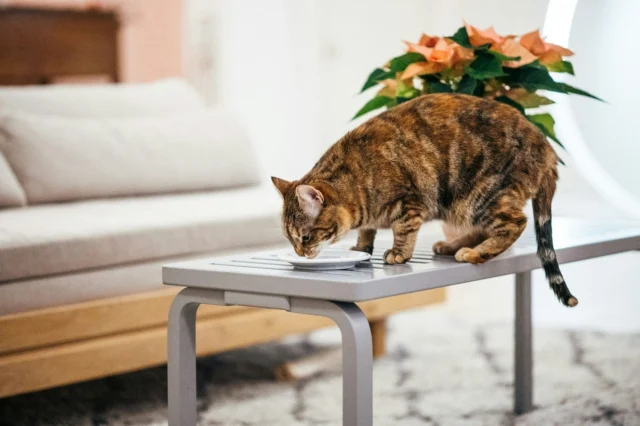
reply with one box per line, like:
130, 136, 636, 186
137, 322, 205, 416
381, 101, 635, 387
507, 90, 555, 108
524, 60, 547, 70
504, 64, 563, 92
455, 75, 477, 94
388, 52, 425, 73
544, 60, 574, 75
487, 49, 520, 62
528, 113, 556, 137
495, 96, 525, 115
423, 75, 452, 93
448, 26, 471, 48
360, 68, 396, 92
556, 82, 605, 102
472, 80, 486, 97
465, 51, 507, 80
473, 43, 492, 51
446, 27, 493, 51
396, 80, 420, 99
507, 66, 603, 102
426, 81, 452, 93
527, 113, 565, 149
519, 93, 555, 108
352, 96, 393, 119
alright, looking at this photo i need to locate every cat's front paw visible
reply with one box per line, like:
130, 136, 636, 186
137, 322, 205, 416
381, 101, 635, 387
383, 248, 411, 264
350, 244, 374, 255
432, 240, 457, 256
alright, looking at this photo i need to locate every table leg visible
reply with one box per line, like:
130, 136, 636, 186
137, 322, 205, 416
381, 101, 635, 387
167, 290, 372, 426
291, 299, 373, 426
514, 271, 533, 414
167, 288, 224, 426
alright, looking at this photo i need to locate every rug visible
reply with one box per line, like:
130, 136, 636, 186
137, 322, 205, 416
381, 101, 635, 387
1, 306, 639, 426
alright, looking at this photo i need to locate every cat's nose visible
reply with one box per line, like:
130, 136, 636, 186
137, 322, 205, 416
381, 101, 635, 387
305, 249, 319, 259
294, 246, 304, 257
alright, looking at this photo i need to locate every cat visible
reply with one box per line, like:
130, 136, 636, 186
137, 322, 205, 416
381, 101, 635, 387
271, 93, 578, 307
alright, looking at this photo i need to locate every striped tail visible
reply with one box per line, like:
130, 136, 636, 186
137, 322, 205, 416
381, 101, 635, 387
532, 172, 579, 307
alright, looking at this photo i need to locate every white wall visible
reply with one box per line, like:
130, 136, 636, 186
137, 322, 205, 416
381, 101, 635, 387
184, 0, 640, 332
185, 0, 550, 178
185, 0, 322, 181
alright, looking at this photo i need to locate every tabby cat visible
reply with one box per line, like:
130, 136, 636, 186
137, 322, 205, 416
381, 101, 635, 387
271, 93, 578, 307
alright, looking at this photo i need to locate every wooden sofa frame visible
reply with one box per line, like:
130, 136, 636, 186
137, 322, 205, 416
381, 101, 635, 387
0, 287, 445, 398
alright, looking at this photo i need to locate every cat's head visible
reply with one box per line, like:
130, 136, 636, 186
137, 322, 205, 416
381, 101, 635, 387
271, 176, 337, 258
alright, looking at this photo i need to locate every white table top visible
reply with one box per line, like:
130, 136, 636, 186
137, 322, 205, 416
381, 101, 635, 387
163, 218, 640, 302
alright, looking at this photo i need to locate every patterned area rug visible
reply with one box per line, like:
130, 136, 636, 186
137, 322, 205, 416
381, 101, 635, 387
1, 306, 639, 426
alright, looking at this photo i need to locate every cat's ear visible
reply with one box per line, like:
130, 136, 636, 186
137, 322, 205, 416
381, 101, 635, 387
295, 185, 324, 218
271, 176, 292, 197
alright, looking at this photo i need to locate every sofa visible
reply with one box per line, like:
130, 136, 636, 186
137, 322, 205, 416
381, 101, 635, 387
0, 79, 444, 398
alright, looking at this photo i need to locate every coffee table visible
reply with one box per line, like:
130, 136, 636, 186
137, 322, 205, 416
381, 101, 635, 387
163, 218, 640, 426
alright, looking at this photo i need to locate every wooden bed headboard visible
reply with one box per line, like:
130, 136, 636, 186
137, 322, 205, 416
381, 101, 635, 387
0, 7, 119, 85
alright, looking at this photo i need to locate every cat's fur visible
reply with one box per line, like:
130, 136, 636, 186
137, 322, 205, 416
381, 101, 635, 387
272, 93, 577, 307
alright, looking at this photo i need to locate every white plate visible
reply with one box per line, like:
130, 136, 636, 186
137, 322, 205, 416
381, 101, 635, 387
278, 249, 371, 271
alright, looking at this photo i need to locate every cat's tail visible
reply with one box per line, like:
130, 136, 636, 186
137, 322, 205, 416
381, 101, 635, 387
532, 170, 579, 307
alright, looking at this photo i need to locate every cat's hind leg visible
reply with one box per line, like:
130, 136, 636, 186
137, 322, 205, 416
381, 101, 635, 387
433, 228, 486, 256
384, 207, 427, 264
455, 207, 527, 264
350, 228, 377, 254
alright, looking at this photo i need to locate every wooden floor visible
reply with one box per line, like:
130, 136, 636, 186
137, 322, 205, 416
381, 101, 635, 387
0, 287, 445, 398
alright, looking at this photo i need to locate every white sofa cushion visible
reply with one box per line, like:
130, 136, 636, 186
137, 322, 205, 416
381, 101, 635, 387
0, 78, 207, 208
0, 78, 205, 117
0, 108, 261, 203
0, 244, 286, 316
0, 153, 26, 208
0, 186, 284, 283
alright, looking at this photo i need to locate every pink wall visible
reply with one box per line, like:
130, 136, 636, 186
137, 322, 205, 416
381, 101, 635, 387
2, 0, 183, 82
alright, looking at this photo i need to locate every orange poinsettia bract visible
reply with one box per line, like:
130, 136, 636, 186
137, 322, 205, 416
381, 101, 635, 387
497, 37, 537, 68
520, 30, 573, 65
461, 24, 573, 68
392, 25, 575, 81
463, 23, 534, 68
402, 33, 474, 79
464, 22, 504, 47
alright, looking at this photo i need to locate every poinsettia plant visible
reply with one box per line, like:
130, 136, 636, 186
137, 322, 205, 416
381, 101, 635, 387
354, 23, 603, 149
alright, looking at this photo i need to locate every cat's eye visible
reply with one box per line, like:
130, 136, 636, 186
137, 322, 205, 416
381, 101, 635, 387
301, 235, 310, 243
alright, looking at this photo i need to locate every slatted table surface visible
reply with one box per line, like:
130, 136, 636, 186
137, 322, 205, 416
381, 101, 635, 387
164, 217, 640, 426
163, 218, 640, 302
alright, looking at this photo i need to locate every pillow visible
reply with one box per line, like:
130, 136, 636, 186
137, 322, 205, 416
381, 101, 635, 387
0, 153, 26, 208
0, 109, 261, 204
0, 78, 205, 117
